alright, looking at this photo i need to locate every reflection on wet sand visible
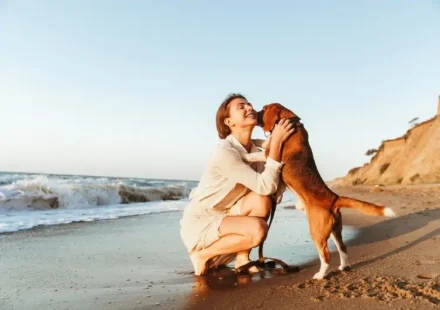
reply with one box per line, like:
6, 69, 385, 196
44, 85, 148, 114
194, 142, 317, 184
185, 265, 300, 308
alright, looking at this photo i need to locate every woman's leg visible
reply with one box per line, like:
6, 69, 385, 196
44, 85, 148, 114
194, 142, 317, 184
190, 216, 268, 275
235, 192, 272, 271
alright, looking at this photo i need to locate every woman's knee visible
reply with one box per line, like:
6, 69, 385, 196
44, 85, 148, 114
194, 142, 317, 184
242, 193, 272, 217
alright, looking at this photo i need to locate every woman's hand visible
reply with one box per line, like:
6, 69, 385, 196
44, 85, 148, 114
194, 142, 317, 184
266, 119, 295, 163
270, 118, 295, 145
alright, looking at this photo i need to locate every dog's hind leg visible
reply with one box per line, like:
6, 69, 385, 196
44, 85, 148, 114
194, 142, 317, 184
330, 213, 350, 271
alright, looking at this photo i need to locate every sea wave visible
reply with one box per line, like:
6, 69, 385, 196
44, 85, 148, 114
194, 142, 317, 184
0, 174, 195, 212
0, 171, 300, 234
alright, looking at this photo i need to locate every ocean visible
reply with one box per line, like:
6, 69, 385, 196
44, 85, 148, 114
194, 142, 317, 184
0, 171, 299, 234
0, 171, 199, 233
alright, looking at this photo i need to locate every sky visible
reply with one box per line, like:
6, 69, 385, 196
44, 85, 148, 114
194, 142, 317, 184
1, 0, 439, 181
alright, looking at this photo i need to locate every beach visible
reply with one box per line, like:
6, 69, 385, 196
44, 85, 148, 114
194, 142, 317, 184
0, 211, 193, 309
186, 184, 440, 309
0, 192, 334, 310
1, 184, 439, 309
3, 2, 440, 309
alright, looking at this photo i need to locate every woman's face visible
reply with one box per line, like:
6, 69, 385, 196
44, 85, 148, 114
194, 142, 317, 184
225, 97, 257, 130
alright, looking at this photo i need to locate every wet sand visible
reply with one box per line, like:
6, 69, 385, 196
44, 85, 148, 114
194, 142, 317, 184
1, 199, 355, 309
0, 212, 195, 309
1, 185, 439, 309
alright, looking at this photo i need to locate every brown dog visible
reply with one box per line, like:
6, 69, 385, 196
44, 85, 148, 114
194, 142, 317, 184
255, 103, 396, 280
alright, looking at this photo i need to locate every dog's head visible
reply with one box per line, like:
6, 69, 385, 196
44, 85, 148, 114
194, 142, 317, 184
257, 103, 301, 133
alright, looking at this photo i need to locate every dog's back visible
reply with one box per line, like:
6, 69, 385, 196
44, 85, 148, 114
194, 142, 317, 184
280, 122, 337, 210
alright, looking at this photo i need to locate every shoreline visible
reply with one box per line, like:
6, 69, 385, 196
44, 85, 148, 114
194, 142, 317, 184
0, 196, 355, 310
0, 211, 196, 310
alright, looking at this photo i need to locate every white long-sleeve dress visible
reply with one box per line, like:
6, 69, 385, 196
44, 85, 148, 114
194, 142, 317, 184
180, 134, 285, 260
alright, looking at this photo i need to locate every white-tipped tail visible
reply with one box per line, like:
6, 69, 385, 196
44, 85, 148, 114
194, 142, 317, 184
384, 207, 396, 217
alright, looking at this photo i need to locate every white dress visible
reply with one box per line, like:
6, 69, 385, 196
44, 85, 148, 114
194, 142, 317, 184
179, 134, 284, 261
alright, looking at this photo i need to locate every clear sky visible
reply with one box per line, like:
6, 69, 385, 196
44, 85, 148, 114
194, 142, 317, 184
1, 1, 439, 181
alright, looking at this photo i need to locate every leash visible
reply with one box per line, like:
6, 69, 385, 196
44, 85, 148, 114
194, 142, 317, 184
235, 116, 340, 274
235, 117, 303, 274
235, 196, 299, 273
235, 194, 338, 273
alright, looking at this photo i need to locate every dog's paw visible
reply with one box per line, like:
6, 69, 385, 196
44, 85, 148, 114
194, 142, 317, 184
384, 207, 396, 217
338, 265, 351, 271
312, 273, 326, 280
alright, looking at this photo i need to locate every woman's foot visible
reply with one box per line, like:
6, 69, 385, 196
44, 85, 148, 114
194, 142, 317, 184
235, 257, 260, 273
190, 251, 209, 276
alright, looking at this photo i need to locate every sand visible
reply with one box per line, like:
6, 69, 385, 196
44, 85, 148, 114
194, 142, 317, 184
185, 184, 440, 309
0, 212, 195, 309
1, 184, 439, 309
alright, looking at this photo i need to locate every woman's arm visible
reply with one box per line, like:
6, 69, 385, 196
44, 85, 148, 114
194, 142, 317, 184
241, 152, 266, 163
216, 146, 283, 195
267, 118, 294, 162
217, 119, 294, 195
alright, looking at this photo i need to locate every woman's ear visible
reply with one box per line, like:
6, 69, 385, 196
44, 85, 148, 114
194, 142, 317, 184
224, 118, 234, 127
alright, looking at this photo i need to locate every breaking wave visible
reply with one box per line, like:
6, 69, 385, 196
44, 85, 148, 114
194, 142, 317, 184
0, 172, 197, 233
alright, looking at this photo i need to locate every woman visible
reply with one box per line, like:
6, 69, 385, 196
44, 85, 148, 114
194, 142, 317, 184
180, 93, 294, 275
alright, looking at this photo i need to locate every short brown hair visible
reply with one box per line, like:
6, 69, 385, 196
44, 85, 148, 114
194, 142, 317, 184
216, 93, 247, 139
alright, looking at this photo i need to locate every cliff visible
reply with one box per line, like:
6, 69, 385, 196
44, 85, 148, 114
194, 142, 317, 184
332, 96, 440, 186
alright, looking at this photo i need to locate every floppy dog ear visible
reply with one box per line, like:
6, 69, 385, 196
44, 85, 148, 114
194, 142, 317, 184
280, 109, 301, 122
261, 104, 281, 132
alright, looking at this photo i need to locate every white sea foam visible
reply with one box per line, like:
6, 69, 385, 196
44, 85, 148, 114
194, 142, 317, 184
0, 175, 194, 211
0, 200, 189, 233
0, 172, 197, 233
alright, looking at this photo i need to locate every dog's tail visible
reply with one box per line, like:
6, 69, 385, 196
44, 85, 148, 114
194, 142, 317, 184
335, 196, 396, 217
